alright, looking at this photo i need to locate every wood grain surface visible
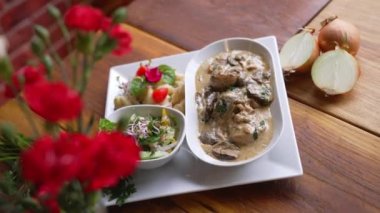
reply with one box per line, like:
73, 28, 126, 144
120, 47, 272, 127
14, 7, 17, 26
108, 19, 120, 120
126, 0, 330, 49
85, 26, 378, 212
285, 0, 380, 136
1, 1, 380, 212
107, 99, 380, 212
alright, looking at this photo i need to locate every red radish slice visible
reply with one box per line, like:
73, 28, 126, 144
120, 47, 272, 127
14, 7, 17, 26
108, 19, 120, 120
280, 30, 320, 74
136, 65, 148, 76
311, 48, 360, 95
152, 87, 169, 103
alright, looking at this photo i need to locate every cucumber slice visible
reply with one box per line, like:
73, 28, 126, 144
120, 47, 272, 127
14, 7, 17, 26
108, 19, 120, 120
140, 151, 168, 160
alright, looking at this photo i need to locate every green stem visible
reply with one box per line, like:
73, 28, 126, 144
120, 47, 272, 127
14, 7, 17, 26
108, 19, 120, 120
79, 53, 93, 96
45, 122, 60, 138
15, 96, 40, 138
41, 35, 69, 84
77, 112, 83, 133
51, 49, 69, 83
0, 156, 18, 161
71, 50, 79, 88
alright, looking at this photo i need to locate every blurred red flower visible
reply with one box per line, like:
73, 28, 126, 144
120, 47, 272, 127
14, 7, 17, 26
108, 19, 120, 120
109, 24, 132, 56
64, 5, 105, 31
78, 132, 140, 191
0, 81, 16, 99
42, 198, 60, 213
21, 133, 85, 197
12, 64, 45, 90
24, 81, 83, 122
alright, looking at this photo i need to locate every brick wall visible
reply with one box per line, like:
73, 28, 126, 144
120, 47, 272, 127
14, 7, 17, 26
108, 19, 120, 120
0, 0, 130, 69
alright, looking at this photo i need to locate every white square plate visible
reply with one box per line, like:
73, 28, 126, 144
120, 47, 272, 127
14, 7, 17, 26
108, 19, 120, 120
104, 36, 302, 205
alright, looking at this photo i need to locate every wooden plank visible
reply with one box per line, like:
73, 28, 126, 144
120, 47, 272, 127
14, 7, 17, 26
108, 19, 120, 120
285, 0, 380, 135
108, 99, 380, 212
91, 26, 378, 212
125, 0, 330, 49
1, 24, 379, 212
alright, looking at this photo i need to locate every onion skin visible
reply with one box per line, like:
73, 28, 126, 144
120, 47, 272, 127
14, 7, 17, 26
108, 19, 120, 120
318, 17, 360, 56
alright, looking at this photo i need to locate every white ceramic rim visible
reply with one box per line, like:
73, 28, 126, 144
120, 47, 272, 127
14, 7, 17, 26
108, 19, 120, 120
185, 37, 285, 167
106, 104, 186, 163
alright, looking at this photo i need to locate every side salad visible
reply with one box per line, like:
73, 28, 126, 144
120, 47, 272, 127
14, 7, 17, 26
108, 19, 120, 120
99, 109, 178, 160
114, 62, 185, 112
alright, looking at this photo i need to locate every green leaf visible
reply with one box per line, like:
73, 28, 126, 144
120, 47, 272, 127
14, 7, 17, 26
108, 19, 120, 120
253, 129, 258, 140
215, 100, 227, 113
41, 54, 53, 78
20, 197, 41, 211
158, 64, 176, 85
30, 36, 45, 57
129, 76, 147, 97
103, 177, 136, 206
98, 118, 116, 132
34, 25, 50, 44
116, 117, 129, 132
94, 34, 117, 61
139, 134, 161, 145
0, 56, 13, 82
47, 5, 61, 20
112, 8, 127, 23
140, 151, 166, 160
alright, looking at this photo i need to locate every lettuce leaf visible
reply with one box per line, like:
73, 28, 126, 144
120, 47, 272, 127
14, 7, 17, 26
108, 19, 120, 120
98, 118, 116, 132
158, 65, 176, 85
129, 76, 147, 97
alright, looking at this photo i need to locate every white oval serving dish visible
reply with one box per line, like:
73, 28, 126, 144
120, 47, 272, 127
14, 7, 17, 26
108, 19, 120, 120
185, 37, 285, 167
106, 105, 186, 169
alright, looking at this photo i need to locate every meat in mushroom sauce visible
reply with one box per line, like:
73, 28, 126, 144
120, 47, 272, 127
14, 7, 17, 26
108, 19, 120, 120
195, 50, 274, 161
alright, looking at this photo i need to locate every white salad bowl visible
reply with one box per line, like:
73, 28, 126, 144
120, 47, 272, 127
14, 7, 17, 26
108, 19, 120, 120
185, 37, 285, 167
106, 105, 186, 169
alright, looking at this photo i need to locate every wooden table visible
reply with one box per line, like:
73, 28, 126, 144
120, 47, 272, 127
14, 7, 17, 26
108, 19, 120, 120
1, 0, 379, 212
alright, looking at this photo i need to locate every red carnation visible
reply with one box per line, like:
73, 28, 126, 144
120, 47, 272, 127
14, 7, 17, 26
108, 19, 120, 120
109, 24, 132, 56
24, 81, 83, 122
64, 5, 106, 31
21, 133, 86, 197
78, 132, 140, 191
0, 81, 16, 100
12, 64, 45, 89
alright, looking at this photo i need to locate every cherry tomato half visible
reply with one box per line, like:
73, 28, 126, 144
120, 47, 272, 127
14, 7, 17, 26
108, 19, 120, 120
136, 65, 148, 76
152, 88, 169, 103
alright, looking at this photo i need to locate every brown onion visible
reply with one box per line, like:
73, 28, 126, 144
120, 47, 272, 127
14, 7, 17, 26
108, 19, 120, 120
318, 16, 360, 55
311, 47, 360, 95
280, 28, 320, 74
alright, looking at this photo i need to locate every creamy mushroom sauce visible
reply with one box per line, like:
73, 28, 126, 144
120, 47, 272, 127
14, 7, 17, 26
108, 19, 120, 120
195, 50, 274, 161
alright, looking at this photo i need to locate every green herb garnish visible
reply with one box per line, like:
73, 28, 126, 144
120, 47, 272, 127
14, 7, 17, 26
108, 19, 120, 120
98, 118, 116, 132
103, 177, 136, 206
129, 76, 147, 97
158, 65, 176, 85
253, 130, 258, 140
215, 100, 227, 114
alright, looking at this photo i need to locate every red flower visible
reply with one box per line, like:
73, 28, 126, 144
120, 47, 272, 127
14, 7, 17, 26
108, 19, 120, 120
64, 5, 106, 31
78, 132, 140, 191
101, 17, 112, 31
145, 67, 162, 83
109, 24, 132, 56
24, 81, 83, 122
12, 64, 45, 89
0, 81, 16, 99
0, 65, 44, 104
42, 198, 60, 213
21, 133, 86, 197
